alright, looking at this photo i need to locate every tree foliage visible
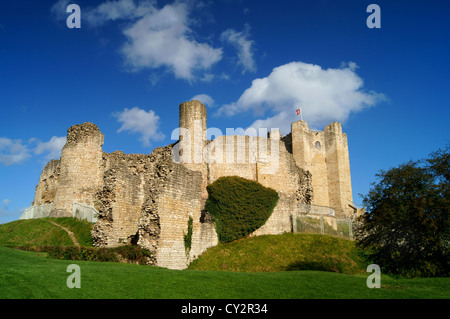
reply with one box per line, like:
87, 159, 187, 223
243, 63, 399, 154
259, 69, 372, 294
355, 144, 449, 277
205, 176, 279, 243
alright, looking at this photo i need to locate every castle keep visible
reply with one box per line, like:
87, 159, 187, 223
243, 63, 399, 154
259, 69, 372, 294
24, 100, 357, 269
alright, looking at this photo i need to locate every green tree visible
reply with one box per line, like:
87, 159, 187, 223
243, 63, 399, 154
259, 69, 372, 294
356, 145, 449, 277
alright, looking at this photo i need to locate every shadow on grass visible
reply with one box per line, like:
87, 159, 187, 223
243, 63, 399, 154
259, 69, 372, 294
284, 260, 344, 273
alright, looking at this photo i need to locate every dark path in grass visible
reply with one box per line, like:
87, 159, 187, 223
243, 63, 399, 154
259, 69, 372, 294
47, 220, 80, 247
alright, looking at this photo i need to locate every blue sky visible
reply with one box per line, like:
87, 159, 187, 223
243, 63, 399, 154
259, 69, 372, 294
0, 0, 449, 223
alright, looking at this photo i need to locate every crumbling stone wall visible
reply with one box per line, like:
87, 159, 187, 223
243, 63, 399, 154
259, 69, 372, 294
32, 159, 60, 205
91, 151, 150, 247
29, 98, 355, 269
136, 144, 217, 269
138, 155, 207, 269
91, 144, 217, 269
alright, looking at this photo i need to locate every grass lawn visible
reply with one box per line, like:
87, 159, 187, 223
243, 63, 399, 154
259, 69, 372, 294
189, 233, 367, 274
1, 246, 448, 299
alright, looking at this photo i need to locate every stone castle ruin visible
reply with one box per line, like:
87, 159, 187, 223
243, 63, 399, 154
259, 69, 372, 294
23, 100, 360, 269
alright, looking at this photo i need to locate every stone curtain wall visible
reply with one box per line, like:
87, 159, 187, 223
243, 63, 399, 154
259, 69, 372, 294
90, 144, 217, 269
142, 160, 216, 269
205, 135, 313, 239
205, 134, 313, 197
92, 151, 150, 247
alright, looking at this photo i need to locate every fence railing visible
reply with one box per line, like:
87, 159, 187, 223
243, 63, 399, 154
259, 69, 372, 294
20, 202, 98, 223
72, 202, 98, 223
20, 203, 53, 220
292, 204, 354, 240
297, 203, 335, 216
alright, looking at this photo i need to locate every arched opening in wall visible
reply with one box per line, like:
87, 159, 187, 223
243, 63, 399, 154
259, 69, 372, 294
315, 141, 321, 149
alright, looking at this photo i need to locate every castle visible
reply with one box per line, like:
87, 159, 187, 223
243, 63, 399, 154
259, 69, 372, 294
23, 100, 358, 269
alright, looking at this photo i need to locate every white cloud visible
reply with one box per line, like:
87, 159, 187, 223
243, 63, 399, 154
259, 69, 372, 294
221, 25, 256, 73
0, 135, 67, 166
84, 0, 156, 26
2, 199, 11, 207
51, 0, 154, 23
75, 0, 222, 81
50, 0, 71, 20
52, 1, 265, 82
217, 61, 385, 134
0, 138, 31, 166
340, 61, 359, 71
51, 0, 223, 81
113, 107, 165, 147
34, 136, 66, 160
121, 2, 222, 81
191, 94, 214, 107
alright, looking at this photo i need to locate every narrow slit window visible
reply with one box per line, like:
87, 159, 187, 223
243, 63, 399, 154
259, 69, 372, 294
315, 141, 321, 149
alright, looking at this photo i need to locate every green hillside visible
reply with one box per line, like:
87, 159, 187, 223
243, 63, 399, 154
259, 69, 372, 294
189, 233, 367, 274
1, 219, 366, 275
0, 217, 93, 248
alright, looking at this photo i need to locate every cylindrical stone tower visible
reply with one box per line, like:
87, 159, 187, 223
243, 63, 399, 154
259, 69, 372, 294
179, 100, 207, 166
178, 100, 208, 208
50, 122, 104, 217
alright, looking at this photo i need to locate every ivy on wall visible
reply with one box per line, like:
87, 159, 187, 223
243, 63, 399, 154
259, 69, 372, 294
184, 216, 193, 253
205, 176, 279, 243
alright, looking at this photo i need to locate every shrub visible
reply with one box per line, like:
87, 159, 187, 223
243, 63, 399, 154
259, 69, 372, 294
205, 176, 278, 243
113, 245, 153, 264
184, 216, 193, 253
15, 244, 152, 265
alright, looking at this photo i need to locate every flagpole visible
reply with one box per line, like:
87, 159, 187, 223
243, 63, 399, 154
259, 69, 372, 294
296, 107, 303, 121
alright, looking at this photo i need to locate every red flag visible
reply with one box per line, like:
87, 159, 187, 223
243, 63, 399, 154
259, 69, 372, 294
296, 108, 301, 116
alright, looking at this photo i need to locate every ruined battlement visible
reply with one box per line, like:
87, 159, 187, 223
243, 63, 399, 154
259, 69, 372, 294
27, 100, 355, 269
66, 122, 104, 147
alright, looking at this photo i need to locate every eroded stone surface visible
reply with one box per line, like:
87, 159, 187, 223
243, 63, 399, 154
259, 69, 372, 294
30, 100, 355, 269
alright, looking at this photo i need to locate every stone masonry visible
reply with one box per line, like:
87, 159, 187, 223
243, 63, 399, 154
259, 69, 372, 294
29, 100, 355, 269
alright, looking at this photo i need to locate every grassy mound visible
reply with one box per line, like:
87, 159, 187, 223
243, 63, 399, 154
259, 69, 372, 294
47, 217, 94, 246
189, 233, 367, 274
0, 217, 93, 247
0, 218, 151, 265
